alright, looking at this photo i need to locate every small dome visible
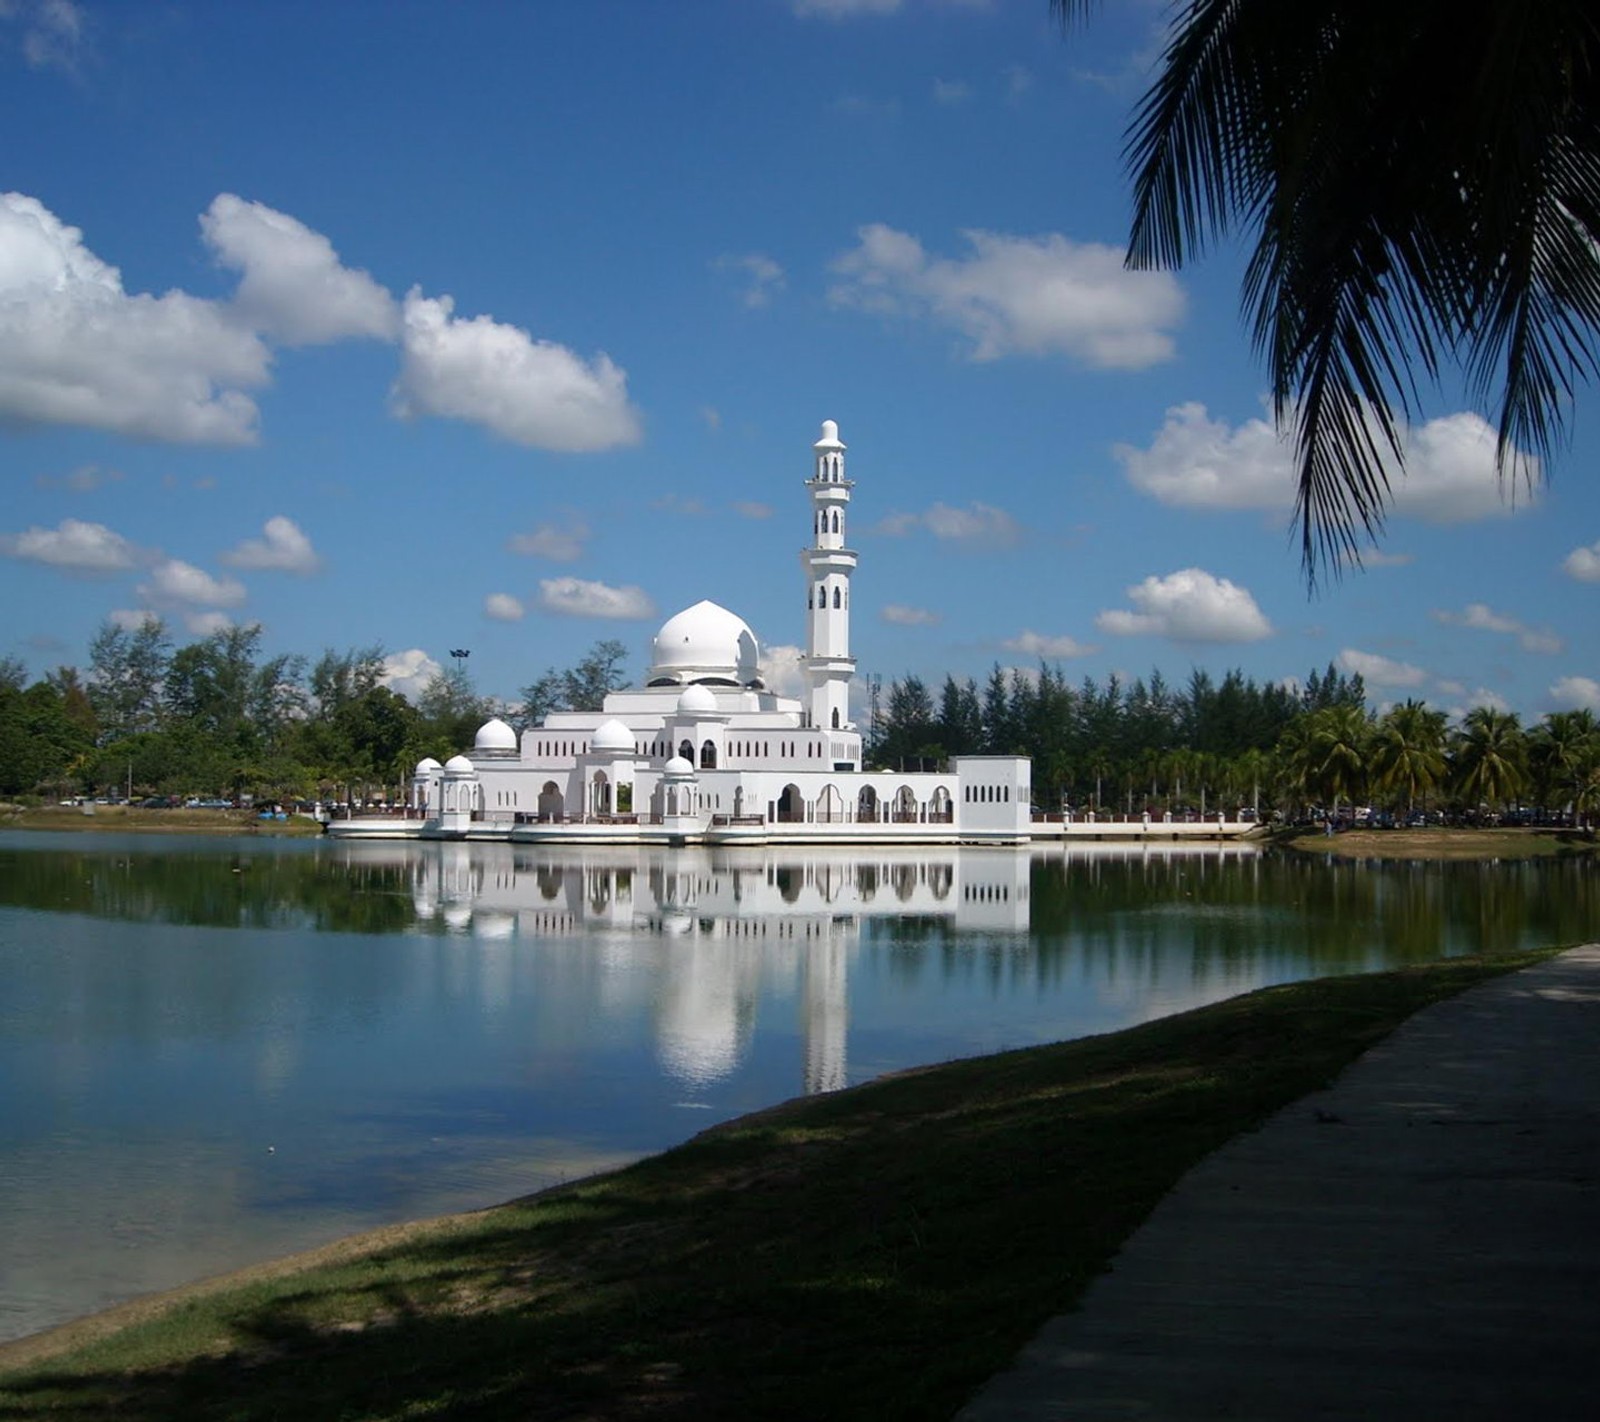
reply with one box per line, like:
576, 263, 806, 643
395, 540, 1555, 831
414, 756, 442, 775
663, 755, 695, 776
676, 684, 717, 716
592, 717, 634, 753
443, 754, 475, 774
814, 418, 844, 449
473, 717, 517, 753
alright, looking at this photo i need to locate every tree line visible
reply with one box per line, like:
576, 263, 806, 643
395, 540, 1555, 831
870, 662, 1600, 824
3, 622, 1596, 825
0, 621, 629, 805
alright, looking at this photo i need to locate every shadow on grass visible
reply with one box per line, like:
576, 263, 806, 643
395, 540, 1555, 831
0, 950, 1560, 1422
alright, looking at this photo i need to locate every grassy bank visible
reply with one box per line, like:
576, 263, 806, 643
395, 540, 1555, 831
0, 804, 323, 837
1273, 825, 1595, 860
0, 949, 1559, 1420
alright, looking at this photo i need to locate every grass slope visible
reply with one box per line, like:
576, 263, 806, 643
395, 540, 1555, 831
0, 949, 1559, 1421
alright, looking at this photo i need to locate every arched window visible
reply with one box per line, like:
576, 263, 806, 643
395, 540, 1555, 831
832, 587, 841, 609
678, 738, 693, 761
831, 708, 840, 729
700, 740, 717, 769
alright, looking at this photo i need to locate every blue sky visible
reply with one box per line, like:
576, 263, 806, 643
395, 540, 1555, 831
2, 0, 1597, 723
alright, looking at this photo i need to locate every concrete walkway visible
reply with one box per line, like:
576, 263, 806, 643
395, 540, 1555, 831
958, 945, 1600, 1421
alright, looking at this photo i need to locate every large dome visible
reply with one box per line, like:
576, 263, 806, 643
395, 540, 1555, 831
647, 600, 760, 687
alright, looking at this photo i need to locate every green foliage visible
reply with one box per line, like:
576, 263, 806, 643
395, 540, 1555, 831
518, 639, 629, 724
1057, 0, 1600, 577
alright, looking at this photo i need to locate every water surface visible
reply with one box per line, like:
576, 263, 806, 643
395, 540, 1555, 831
1, 832, 1591, 1342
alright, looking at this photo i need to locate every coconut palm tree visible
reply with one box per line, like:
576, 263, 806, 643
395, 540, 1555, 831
1307, 704, 1371, 822
1450, 707, 1529, 818
1371, 700, 1448, 817
1054, 1, 1600, 577
1529, 709, 1600, 815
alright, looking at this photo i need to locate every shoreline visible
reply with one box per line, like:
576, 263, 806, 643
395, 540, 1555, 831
1272, 825, 1595, 860
0, 806, 324, 838
0, 950, 1562, 1419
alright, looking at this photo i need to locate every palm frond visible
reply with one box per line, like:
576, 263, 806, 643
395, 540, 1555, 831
1064, 0, 1600, 580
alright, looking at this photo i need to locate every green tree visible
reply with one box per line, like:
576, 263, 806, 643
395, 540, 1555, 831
0, 679, 95, 797
519, 639, 630, 725
1371, 700, 1448, 816
88, 616, 171, 740
878, 675, 938, 768
1529, 709, 1599, 812
1058, 0, 1600, 573
1450, 707, 1529, 816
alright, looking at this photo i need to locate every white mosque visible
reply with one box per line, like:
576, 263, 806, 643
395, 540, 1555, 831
331, 420, 1032, 845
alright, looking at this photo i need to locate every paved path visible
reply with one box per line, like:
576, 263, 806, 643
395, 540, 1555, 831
957, 945, 1600, 1421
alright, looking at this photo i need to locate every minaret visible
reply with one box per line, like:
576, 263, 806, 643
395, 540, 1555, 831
800, 419, 857, 733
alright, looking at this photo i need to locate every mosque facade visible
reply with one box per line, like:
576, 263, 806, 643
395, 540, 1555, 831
334, 420, 1031, 844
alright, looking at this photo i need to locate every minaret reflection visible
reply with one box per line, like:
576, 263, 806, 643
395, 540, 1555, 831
364, 842, 1031, 1096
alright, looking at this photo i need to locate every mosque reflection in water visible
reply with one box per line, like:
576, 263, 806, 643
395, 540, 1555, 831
372, 841, 1035, 1095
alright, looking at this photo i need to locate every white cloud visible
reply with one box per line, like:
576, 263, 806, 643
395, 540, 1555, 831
0, 192, 269, 444
1562, 539, 1600, 582
0, 517, 143, 573
1003, 630, 1096, 658
391, 288, 641, 452
933, 78, 971, 104
11, 0, 87, 74
1432, 603, 1563, 655
1549, 676, 1600, 713
508, 520, 589, 562
200, 194, 398, 346
1004, 64, 1033, 99
882, 603, 941, 627
714, 253, 786, 309
108, 608, 160, 632
484, 593, 525, 622
1352, 548, 1414, 568
732, 500, 773, 520
1456, 687, 1512, 716
794, 0, 900, 16
221, 515, 322, 574
1096, 568, 1272, 643
537, 577, 655, 620
184, 610, 233, 637
380, 648, 442, 702
1115, 402, 1293, 511
828, 223, 1183, 369
873, 500, 1020, 546
759, 642, 806, 698
137, 558, 247, 608
1334, 648, 1428, 689
34, 462, 122, 493
1118, 402, 1539, 524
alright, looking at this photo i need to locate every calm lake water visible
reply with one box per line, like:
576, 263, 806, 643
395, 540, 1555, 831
1, 830, 1593, 1343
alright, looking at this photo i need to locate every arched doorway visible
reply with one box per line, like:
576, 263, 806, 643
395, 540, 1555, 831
777, 783, 804, 823
857, 785, 878, 823
817, 784, 845, 823
930, 786, 953, 823
893, 785, 918, 823
591, 770, 611, 816
537, 781, 563, 821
